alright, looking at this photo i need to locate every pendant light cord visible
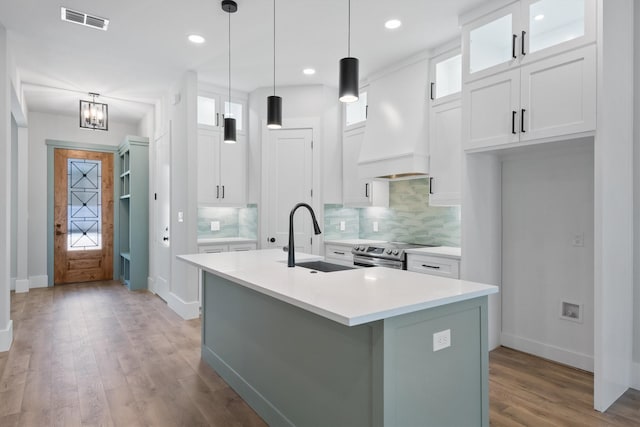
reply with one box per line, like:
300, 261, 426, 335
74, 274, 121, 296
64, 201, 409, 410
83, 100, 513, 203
228, 9, 231, 107
273, 0, 276, 96
347, 0, 351, 57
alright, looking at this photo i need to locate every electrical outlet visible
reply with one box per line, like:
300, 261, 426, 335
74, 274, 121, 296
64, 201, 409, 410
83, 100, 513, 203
572, 233, 584, 247
373, 221, 379, 232
177, 211, 184, 223
210, 221, 220, 231
433, 329, 451, 352
340, 221, 346, 231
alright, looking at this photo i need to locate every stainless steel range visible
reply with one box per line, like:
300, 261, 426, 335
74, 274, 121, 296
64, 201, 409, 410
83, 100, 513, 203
352, 242, 435, 270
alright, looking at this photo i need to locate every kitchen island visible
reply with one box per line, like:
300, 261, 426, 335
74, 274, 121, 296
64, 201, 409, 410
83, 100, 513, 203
178, 249, 498, 427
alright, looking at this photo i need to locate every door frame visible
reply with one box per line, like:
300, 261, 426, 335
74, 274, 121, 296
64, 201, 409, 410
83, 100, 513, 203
260, 117, 323, 254
46, 139, 120, 286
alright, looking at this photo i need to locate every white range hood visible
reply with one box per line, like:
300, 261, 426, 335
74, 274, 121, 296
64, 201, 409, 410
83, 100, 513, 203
359, 57, 430, 179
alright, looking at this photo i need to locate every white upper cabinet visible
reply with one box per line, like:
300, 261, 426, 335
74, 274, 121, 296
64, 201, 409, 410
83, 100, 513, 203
429, 49, 462, 105
344, 90, 368, 131
197, 92, 246, 134
342, 128, 389, 207
462, 0, 595, 83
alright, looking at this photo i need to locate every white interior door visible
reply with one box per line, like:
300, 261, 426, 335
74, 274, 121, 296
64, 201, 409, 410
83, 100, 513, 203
264, 128, 313, 253
155, 128, 171, 301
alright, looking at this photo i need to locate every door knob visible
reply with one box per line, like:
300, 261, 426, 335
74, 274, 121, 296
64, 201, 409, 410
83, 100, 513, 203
163, 237, 169, 241
269, 237, 276, 243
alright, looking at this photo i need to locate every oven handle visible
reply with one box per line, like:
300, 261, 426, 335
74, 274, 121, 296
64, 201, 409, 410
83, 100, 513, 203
353, 256, 404, 269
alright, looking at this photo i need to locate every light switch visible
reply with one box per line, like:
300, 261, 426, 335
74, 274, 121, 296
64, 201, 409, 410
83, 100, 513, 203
340, 221, 346, 231
373, 221, 379, 232
177, 211, 184, 223
210, 221, 220, 231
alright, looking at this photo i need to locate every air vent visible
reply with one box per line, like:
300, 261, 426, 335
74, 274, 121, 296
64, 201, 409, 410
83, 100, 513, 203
60, 7, 109, 31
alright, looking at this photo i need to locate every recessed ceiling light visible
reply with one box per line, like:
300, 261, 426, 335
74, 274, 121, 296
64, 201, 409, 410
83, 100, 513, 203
303, 68, 316, 75
188, 34, 206, 44
384, 19, 402, 30
534, 14, 545, 21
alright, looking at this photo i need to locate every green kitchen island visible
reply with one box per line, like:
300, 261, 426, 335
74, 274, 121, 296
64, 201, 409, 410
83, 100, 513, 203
178, 249, 498, 427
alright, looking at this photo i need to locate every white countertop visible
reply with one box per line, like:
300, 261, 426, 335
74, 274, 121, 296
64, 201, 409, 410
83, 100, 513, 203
405, 246, 462, 259
178, 249, 497, 327
324, 239, 387, 246
198, 237, 257, 245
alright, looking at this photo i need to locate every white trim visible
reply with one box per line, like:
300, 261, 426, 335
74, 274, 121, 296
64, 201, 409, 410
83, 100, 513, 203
631, 362, 640, 391
29, 275, 48, 288
167, 291, 200, 320
147, 277, 156, 294
15, 279, 29, 293
10, 277, 15, 291
0, 320, 13, 352
501, 332, 594, 372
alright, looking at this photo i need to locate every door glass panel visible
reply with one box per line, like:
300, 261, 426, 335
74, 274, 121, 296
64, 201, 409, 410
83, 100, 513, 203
67, 158, 102, 250
197, 96, 217, 126
469, 14, 513, 74
529, 0, 584, 54
225, 101, 243, 131
435, 55, 462, 99
345, 91, 367, 127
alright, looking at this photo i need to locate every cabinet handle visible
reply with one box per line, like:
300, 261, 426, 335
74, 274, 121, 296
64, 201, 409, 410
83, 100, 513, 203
429, 177, 434, 195
422, 264, 441, 269
333, 251, 345, 255
216, 185, 220, 199
512, 111, 517, 134
365, 183, 369, 198
269, 237, 275, 243
521, 109, 526, 133
521, 31, 526, 56
222, 185, 225, 198
512, 34, 517, 59
216, 113, 219, 127
365, 105, 368, 119
430, 82, 435, 100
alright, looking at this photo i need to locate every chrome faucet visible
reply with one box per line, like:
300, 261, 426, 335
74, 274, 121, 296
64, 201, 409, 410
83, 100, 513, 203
288, 203, 322, 267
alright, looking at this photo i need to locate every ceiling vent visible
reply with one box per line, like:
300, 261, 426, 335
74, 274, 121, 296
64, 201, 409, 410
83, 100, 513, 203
60, 7, 109, 31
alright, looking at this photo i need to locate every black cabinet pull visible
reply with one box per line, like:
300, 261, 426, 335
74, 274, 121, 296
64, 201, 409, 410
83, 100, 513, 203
512, 34, 517, 59
422, 264, 441, 269
521, 31, 526, 56
222, 185, 225, 198
512, 111, 517, 134
269, 237, 275, 243
216, 113, 219, 127
430, 82, 435, 100
216, 185, 220, 199
429, 177, 434, 195
365, 105, 368, 119
365, 183, 369, 198
333, 251, 345, 255
521, 109, 526, 133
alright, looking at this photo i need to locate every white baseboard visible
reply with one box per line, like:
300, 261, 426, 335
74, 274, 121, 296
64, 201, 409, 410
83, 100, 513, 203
10, 277, 15, 291
29, 275, 48, 288
632, 361, 640, 391
167, 291, 200, 320
15, 279, 29, 293
500, 332, 594, 372
147, 277, 156, 295
0, 320, 13, 352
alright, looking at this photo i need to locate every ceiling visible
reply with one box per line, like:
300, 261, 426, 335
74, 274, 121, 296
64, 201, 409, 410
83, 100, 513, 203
0, 0, 488, 125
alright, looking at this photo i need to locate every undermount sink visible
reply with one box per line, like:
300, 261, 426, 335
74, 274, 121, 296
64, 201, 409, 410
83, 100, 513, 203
295, 261, 355, 273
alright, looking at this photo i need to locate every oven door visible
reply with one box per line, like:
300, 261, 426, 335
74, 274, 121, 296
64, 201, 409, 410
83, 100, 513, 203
353, 254, 404, 269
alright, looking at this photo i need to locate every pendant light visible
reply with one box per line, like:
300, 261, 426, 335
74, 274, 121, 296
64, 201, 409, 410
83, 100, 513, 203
222, 0, 237, 143
267, 0, 282, 129
79, 93, 108, 131
339, 0, 359, 103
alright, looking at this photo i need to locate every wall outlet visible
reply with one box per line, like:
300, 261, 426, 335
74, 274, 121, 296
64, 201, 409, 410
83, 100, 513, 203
373, 221, 379, 232
177, 211, 184, 223
340, 221, 346, 231
433, 329, 451, 352
572, 233, 584, 247
210, 221, 220, 231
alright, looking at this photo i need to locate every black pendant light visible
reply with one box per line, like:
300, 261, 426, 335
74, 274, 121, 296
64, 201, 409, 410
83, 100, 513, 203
222, 0, 237, 143
267, 0, 282, 129
339, 0, 359, 103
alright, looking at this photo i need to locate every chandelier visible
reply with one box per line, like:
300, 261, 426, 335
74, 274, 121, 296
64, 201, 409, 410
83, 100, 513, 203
79, 93, 108, 131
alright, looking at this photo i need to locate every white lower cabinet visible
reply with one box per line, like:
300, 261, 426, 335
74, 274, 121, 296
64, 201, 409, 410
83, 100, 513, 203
407, 254, 460, 279
429, 99, 462, 206
324, 243, 355, 267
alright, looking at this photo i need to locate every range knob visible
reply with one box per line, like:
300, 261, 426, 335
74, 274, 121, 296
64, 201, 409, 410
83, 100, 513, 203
386, 249, 392, 254
393, 249, 399, 255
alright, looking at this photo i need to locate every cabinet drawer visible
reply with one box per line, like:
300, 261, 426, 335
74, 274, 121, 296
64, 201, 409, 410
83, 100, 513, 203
229, 243, 256, 252
407, 255, 460, 279
199, 244, 228, 254
324, 244, 354, 264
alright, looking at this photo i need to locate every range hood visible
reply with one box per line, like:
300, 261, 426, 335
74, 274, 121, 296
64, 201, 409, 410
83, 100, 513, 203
359, 57, 430, 180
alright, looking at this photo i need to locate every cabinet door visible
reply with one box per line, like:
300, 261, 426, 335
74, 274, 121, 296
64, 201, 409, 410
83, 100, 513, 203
521, 0, 596, 64
430, 49, 462, 106
344, 90, 368, 131
197, 128, 221, 205
197, 94, 223, 129
462, 2, 521, 83
520, 45, 596, 141
429, 100, 462, 206
463, 69, 520, 151
219, 134, 247, 206
342, 130, 389, 207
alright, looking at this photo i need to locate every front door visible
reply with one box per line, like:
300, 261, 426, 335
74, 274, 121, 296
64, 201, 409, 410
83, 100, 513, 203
54, 148, 114, 284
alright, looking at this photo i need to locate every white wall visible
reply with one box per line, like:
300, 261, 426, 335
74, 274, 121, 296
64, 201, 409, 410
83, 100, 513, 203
26, 112, 138, 281
501, 141, 595, 371
633, 0, 640, 390
248, 85, 341, 207
10, 115, 17, 289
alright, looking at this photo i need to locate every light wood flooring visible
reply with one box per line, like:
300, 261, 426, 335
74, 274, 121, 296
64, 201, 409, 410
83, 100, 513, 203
0, 281, 638, 426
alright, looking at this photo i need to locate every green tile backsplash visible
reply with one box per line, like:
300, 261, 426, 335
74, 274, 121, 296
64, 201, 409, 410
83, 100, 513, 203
324, 178, 460, 246
198, 204, 258, 239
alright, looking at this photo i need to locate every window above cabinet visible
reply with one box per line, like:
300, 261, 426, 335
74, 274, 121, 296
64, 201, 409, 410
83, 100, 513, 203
430, 49, 462, 105
197, 93, 246, 133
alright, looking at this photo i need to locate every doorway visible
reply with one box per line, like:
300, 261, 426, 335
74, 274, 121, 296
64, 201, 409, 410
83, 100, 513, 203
53, 148, 114, 284
263, 128, 314, 253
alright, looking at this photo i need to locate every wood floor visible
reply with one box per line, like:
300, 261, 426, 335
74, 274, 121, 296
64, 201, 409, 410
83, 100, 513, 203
1, 281, 638, 426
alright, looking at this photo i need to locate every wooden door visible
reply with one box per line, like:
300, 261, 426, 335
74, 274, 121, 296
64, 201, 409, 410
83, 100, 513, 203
264, 128, 313, 252
54, 148, 114, 284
